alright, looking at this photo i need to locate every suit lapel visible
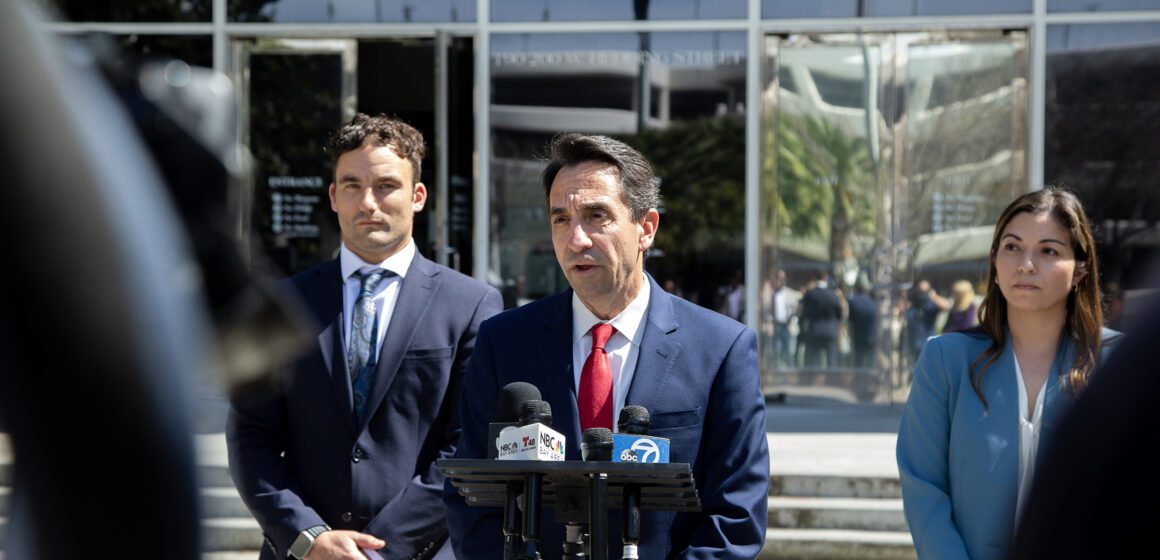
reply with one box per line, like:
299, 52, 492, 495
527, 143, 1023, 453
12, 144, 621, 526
626, 275, 681, 416
358, 253, 440, 432
313, 261, 358, 435
536, 291, 582, 460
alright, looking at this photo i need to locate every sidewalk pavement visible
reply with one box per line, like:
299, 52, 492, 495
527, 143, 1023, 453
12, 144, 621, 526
765, 395, 902, 478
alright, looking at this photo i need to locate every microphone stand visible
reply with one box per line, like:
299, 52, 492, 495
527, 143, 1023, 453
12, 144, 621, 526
519, 471, 543, 560
503, 479, 524, 560
621, 483, 641, 559
588, 472, 608, 560
562, 523, 587, 560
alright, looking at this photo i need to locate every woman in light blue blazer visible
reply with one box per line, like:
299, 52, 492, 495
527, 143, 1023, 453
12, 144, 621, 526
897, 188, 1109, 560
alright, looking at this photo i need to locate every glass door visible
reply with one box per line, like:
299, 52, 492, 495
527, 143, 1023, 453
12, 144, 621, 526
760, 30, 1029, 404
234, 36, 476, 277
234, 38, 356, 275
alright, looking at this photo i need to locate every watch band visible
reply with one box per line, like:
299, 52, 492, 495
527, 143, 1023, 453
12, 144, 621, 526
288, 524, 330, 559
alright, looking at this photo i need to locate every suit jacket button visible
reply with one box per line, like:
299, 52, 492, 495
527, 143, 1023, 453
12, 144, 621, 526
341, 512, 353, 523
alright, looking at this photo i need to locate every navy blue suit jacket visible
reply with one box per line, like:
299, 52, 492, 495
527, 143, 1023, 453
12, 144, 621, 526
444, 275, 770, 559
227, 252, 502, 560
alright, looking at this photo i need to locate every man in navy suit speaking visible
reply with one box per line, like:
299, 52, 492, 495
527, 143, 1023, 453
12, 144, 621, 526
228, 114, 502, 560
444, 134, 770, 558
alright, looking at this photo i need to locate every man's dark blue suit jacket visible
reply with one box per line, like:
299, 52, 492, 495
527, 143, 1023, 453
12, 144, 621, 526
444, 274, 770, 559
227, 252, 502, 560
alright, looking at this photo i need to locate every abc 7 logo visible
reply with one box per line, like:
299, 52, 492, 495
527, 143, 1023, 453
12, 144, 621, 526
618, 438, 661, 463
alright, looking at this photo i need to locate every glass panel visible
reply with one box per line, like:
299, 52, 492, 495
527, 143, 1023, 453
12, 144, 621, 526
490, 31, 747, 311
1046, 24, 1160, 331
901, 36, 1025, 387
761, 36, 890, 403
760, 32, 1028, 403
116, 34, 213, 68
40, 0, 210, 22
763, 0, 1030, 18
244, 43, 349, 276
231, 0, 475, 23
492, 0, 745, 22
1049, 0, 1160, 12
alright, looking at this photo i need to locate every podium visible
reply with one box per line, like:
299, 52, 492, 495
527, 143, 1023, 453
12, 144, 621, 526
438, 459, 701, 559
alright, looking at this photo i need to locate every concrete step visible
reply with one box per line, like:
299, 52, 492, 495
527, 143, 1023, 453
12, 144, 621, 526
761, 528, 916, 560
0, 516, 264, 554
768, 496, 906, 532
202, 517, 264, 552
771, 474, 902, 500
199, 464, 234, 488
0, 486, 249, 520
201, 487, 252, 519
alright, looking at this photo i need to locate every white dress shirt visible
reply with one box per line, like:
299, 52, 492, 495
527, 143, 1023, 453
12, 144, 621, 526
1013, 353, 1047, 523
571, 278, 651, 432
339, 239, 415, 359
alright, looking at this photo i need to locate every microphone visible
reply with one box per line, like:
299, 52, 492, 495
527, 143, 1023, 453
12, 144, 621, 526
615, 406, 654, 560
492, 382, 541, 560
581, 428, 614, 560
580, 427, 613, 461
612, 406, 670, 464
496, 401, 566, 462
490, 382, 542, 459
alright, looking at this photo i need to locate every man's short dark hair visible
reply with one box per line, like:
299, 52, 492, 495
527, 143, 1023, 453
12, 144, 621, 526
540, 133, 660, 221
325, 113, 426, 183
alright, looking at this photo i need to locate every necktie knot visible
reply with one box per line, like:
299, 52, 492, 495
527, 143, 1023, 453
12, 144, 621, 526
358, 268, 388, 295
590, 323, 615, 351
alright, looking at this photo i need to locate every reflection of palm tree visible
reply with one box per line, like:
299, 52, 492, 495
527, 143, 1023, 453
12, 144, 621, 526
773, 114, 874, 276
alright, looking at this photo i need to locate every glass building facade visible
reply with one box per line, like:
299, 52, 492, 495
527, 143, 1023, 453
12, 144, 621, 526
37, 0, 1160, 404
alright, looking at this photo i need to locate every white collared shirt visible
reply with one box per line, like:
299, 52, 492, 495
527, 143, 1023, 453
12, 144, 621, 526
1013, 353, 1047, 523
571, 278, 651, 432
339, 239, 415, 358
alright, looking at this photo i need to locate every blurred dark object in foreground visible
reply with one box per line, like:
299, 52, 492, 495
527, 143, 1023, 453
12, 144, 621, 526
0, 1, 310, 558
78, 33, 314, 399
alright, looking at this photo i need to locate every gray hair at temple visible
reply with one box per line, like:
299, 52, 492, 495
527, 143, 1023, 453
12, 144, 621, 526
540, 133, 660, 222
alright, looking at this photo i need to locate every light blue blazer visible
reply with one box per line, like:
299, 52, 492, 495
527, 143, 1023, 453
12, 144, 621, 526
896, 328, 1078, 560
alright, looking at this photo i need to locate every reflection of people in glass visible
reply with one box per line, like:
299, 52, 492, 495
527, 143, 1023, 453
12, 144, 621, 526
942, 279, 978, 333
799, 269, 842, 369
898, 188, 1109, 559
718, 269, 745, 321
903, 279, 949, 368
770, 270, 799, 368
846, 280, 878, 369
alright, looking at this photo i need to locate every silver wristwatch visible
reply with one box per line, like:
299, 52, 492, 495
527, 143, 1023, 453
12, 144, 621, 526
288, 524, 330, 559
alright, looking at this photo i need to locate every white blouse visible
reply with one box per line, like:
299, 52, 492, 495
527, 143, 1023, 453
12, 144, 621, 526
1013, 353, 1047, 523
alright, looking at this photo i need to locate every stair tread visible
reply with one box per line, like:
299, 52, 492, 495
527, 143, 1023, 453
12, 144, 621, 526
768, 496, 903, 510
766, 528, 913, 544
202, 517, 260, 528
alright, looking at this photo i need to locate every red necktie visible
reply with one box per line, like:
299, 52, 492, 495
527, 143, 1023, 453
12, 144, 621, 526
579, 323, 616, 432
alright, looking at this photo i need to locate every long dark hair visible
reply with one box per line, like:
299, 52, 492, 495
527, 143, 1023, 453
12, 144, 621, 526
969, 187, 1103, 407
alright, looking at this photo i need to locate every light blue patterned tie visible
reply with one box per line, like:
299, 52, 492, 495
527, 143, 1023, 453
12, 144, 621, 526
350, 268, 389, 420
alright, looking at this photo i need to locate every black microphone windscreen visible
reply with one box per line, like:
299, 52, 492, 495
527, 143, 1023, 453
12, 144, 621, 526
519, 400, 553, 427
582, 427, 614, 461
618, 405, 650, 435
497, 381, 541, 422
